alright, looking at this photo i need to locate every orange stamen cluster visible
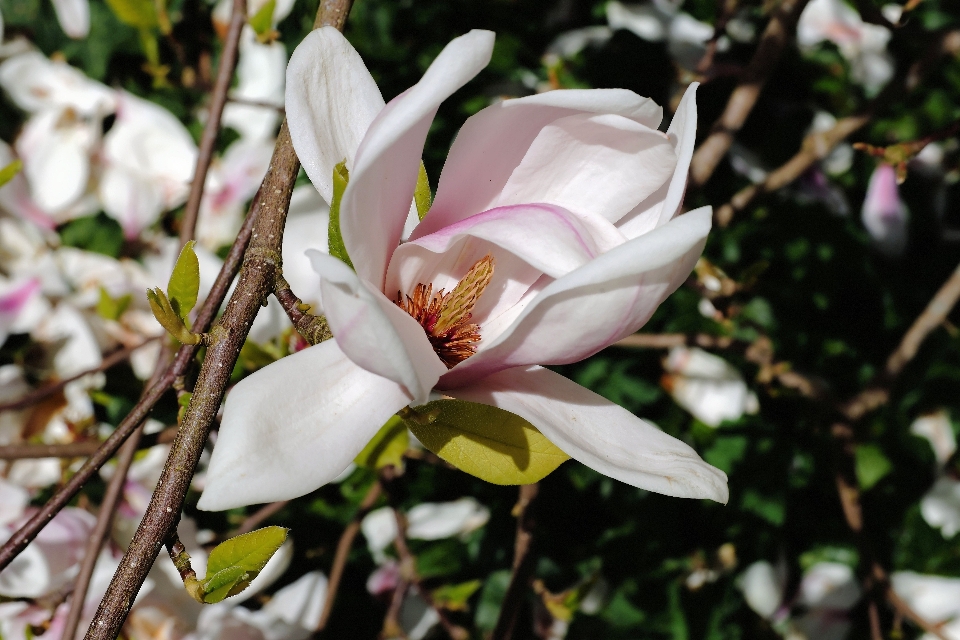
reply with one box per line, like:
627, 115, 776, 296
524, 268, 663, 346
396, 255, 495, 369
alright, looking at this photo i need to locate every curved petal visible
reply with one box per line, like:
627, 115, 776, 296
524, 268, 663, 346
51, 0, 89, 38
341, 30, 495, 288
492, 113, 676, 223
309, 250, 445, 403
286, 27, 384, 203
392, 203, 605, 282
617, 83, 699, 238
440, 207, 711, 388
414, 89, 664, 238
448, 365, 728, 502
197, 340, 411, 511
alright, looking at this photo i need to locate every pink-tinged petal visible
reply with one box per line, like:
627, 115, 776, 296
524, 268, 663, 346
309, 250, 445, 403
440, 207, 711, 388
198, 340, 412, 511
341, 30, 495, 288
286, 27, 385, 204
51, 0, 89, 38
618, 83, 699, 239
492, 113, 675, 224
414, 89, 664, 238
861, 163, 907, 256
448, 366, 728, 502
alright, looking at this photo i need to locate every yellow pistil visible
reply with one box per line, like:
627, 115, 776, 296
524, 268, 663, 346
396, 255, 495, 369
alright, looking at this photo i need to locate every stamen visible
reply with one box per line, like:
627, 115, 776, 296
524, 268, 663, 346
395, 255, 495, 369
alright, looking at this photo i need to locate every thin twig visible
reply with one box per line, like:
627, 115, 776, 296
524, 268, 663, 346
314, 481, 382, 634
0, 181, 261, 575
178, 0, 246, 246
83, 4, 355, 637
715, 28, 960, 227
0, 340, 158, 414
0, 427, 178, 460
227, 97, 285, 113
689, 0, 810, 186
491, 484, 540, 640
274, 278, 332, 345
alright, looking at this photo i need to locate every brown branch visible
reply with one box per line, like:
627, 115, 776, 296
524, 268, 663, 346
314, 481, 382, 634
715, 28, 960, 227
60, 420, 149, 640
491, 484, 540, 640
178, 0, 246, 246
689, 0, 810, 186
0, 166, 261, 576
0, 339, 158, 414
83, 4, 356, 637
233, 500, 290, 536
613, 332, 735, 350
0, 427, 178, 460
274, 278, 332, 346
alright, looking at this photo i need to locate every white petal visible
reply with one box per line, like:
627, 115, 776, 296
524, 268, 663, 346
341, 30, 495, 288
738, 561, 784, 619
441, 207, 711, 388
891, 572, 960, 624
98, 166, 164, 239
492, 112, 676, 224
798, 562, 861, 610
281, 185, 330, 310
416, 88, 663, 239
286, 26, 384, 203
198, 340, 411, 511
618, 82, 699, 239
921, 476, 960, 538
406, 498, 490, 540
910, 410, 956, 468
51, 0, 90, 38
361, 506, 398, 563
263, 571, 328, 630
309, 250, 445, 403
448, 365, 728, 502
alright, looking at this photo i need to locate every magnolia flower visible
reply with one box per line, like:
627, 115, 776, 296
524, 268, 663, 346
891, 572, 960, 626
0, 507, 96, 598
198, 28, 727, 511
100, 91, 198, 239
739, 561, 786, 621
361, 498, 490, 563
0, 139, 58, 229
662, 347, 759, 427
920, 476, 960, 538
861, 163, 908, 256
0, 51, 114, 222
51, 0, 90, 39
911, 410, 957, 467
0, 276, 43, 345
606, 0, 721, 70
797, 0, 893, 94
221, 27, 287, 142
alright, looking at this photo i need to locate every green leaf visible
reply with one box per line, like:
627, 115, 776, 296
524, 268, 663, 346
59, 213, 125, 258
415, 161, 432, 219
167, 240, 200, 321
146, 287, 199, 344
104, 0, 157, 29
327, 161, 354, 269
0, 159, 23, 188
248, 0, 275, 36
201, 526, 288, 603
96, 287, 132, 321
355, 415, 409, 470
403, 400, 569, 485
855, 444, 892, 490
432, 579, 482, 611
475, 570, 511, 631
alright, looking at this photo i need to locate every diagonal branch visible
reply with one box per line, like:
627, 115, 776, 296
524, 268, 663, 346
715, 28, 960, 227
491, 483, 540, 640
178, 0, 247, 246
0, 185, 261, 575
689, 0, 810, 187
61, 2, 248, 633
83, 3, 355, 638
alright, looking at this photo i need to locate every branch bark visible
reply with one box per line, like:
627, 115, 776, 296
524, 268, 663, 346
0, 427, 177, 460
82, 3, 355, 637
177, 0, 246, 246
715, 28, 960, 227
491, 484, 540, 640
0, 186, 259, 575
689, 0, 810, 187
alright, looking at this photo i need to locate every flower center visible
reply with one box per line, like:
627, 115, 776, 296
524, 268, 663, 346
395, 255, 495, 369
